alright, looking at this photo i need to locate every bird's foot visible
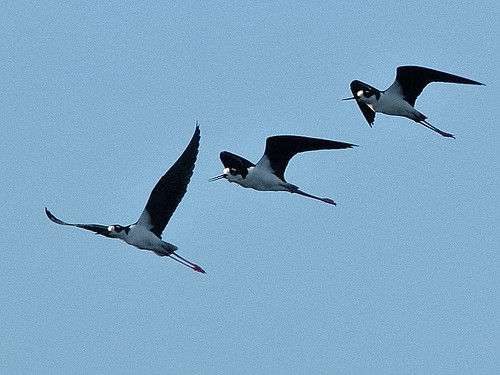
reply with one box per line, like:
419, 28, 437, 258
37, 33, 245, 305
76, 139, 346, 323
441, 131, 455, 139
322, 198, 337, 205
193, 265, 206, 274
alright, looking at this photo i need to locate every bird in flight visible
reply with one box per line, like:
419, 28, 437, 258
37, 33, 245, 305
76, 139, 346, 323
45, 125, 205, 273
209, 135, 356, 205
343, 65, 484, 138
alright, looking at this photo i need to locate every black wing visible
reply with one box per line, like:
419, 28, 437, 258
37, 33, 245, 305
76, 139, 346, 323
263, 135, 356, 180
392, 66, 484, 106
219, 151, 255, 178
45, 207, 114, 238
349, 80, 376, 126
356, 101, 376, 126
137, 125, 200, 238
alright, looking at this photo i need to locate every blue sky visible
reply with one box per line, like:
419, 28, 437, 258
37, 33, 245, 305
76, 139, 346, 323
1, 1, 499, 374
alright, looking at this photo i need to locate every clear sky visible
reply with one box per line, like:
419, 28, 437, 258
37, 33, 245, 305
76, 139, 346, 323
1, 1, 499, 374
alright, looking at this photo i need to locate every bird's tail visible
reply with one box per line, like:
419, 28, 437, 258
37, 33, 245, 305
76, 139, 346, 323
154, 242, 178, 256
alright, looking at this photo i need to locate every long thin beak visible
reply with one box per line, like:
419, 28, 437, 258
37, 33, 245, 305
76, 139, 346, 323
208, 174, 226, 182
342, 96, 356, 101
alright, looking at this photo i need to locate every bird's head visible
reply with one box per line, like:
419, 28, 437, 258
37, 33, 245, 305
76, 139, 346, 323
107, 224, 130, 238
209, 151, 251, 185
343, 80, 381, 103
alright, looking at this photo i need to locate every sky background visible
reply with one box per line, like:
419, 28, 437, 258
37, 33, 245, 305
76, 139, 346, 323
1, 1, 499, 374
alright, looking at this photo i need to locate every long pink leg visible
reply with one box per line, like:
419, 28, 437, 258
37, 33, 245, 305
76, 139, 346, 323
170, 253, 206, 273
419, 120, 455, 138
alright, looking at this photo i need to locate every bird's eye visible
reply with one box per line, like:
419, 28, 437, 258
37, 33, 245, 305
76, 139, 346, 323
364, 90, 371, 96
114, 226, 122, 232
230, 168, 238, 176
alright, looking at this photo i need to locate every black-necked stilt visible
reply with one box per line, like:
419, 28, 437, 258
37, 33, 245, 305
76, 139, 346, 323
209, 135, 356, 205
343, 66, 484, 138
45, 126, 205, 273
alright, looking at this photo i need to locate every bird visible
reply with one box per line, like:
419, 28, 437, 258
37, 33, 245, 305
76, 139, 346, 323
343, 65, 484, 138
209, 135, 356, 205
45, 125, 205, 273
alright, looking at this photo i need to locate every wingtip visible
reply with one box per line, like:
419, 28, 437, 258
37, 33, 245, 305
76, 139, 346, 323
339, 142, 359, 149
192, 122, 201, 140
466, 78, 485, 86
44, 207, 67, 226
44, 207, 57, 222
468, 80, 485, 86
187, 124, 201, 152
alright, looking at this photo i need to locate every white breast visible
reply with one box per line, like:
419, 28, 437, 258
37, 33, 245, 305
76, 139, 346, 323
240, 166, 288, 191
376, 92, 421, 120
125, 225, 164, 250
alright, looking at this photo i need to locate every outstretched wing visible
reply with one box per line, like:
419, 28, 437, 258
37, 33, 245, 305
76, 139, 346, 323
137, 125, 200, 238
389, 66, 484, 107
45, 207, 113, 238
262, 135, 356, 181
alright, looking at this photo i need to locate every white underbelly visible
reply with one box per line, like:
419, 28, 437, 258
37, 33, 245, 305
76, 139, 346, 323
241, 169, 288, 191
126, 226, 164, 250
376, 96, 421, 119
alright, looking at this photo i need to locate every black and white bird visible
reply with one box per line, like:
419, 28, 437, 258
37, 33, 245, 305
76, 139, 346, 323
45, 126, 205, 273
343, 66, 484, 138
209, 135, 356, 205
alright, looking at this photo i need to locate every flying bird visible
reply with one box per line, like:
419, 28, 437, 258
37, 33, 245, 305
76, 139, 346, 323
209, 135, 356, 205
45, 126, 205, 273
343, 65, 484, 138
